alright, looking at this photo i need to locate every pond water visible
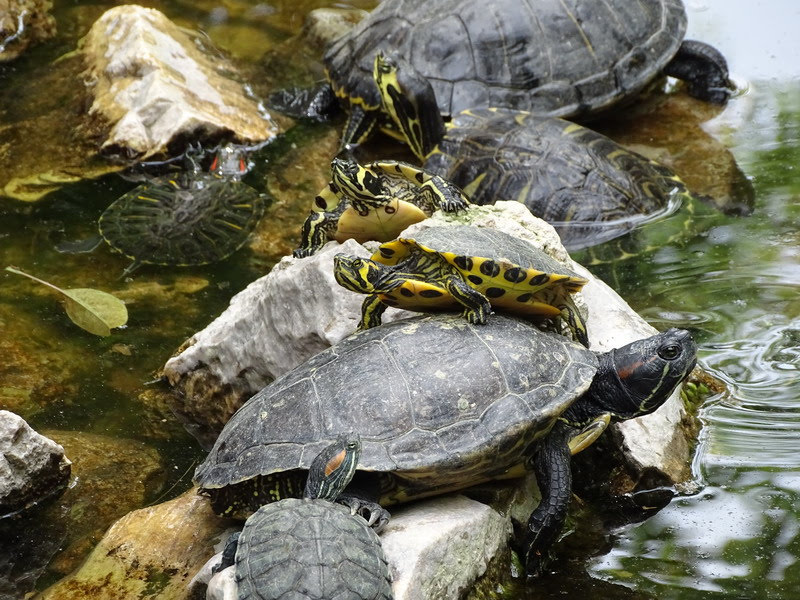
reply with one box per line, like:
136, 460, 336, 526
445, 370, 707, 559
0, 0, 798, 599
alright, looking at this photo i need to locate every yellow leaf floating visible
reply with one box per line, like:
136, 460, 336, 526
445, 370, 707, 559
5, 266, 128, 337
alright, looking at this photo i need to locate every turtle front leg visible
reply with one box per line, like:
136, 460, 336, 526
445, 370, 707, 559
359, 294, 389, 329
341, 105, 379, 150
337, 494, 391, 532
523, 420, 574, 577
416, 174, 471, 213
293, 210, 338, 258
663, 40, 733, 104
445, 276, 492, 324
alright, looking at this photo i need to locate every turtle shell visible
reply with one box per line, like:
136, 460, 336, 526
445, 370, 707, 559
424, 109, 689, 251
235, 499, 393, 600
194, 314, 598, 513
98, 173, 264, 267
372, 226, 587, 317
324, 0, 686, 120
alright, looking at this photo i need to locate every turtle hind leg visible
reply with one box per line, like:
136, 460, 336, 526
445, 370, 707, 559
522, 421, 573, 578
663, 40, 733, 104
340, 105, 379, 150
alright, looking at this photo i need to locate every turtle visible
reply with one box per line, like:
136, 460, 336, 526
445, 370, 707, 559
57, 145, 266, 276
321, 0, 732, 148
212, 434, 394, 600
194, 314, 696, 577
333, 225, 590, 347
292, 155, 469, 258
373, 51, 701, 251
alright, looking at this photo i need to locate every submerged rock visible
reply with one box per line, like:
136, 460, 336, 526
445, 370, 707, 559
0, 411, 70, 519
35, 487, 230, 600
80, 5, 278, 160
0, 0, 56, 62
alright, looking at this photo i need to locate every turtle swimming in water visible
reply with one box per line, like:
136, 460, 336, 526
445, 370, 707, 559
372, 51, 701, 251
320, 0, 731, 148
212, 434, 394, 600
194, 313, 697, 577
333, 225, 590, 346
58, 146, 266, 276
293, 155, 469, 258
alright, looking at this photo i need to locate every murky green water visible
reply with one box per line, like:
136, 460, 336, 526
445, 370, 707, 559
1, 0, 798, 598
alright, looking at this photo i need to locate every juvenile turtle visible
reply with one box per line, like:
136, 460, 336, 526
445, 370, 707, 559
194, 313, 697, 577
58, 146, 266, 275
322, 0, 731, 147
373, 52, 699, 250
333, 225, 590, 346
213, 434, 393, 600
293, 155, 469, 258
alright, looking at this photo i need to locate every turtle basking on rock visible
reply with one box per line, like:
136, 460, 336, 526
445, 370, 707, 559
209, 434, 393, 600
333, 225, 590, 346
293, 155, 469, 258
194, 313, 696, 577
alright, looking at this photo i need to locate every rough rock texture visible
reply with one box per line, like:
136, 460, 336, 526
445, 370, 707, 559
301, 7, 367, 52
35, 487, 232, 600
80, 5, 278, 159
0, 411, 70, 518
0, 0, 56, 62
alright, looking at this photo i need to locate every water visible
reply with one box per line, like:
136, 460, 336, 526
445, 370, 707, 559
0, 0, 798, 598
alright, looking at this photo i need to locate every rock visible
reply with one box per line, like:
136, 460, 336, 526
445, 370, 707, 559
35, 487, 232, 600
0, 0, 56, 62
0, 411, 70, 518
80, 5, 279, 160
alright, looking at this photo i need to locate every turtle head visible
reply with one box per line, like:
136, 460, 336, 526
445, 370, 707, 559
580, 328, 697, 422
334, 253, 387, 293
330, 156, 385, 203
304, 433, 361, 501
373, 51, 446, 161
209, 145, 249, 180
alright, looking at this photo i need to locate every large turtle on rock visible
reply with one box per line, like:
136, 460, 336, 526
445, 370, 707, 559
322, 0, 731, 147
194, 313, 696, 576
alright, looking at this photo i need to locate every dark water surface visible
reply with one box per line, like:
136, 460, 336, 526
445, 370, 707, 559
0, 0, 798, 598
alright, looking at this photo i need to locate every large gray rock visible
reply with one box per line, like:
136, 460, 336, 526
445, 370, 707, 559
80, 5, 278, 159
0, 410, 70, 518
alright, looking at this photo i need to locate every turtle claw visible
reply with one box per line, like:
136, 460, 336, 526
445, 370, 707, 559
338, 496, 391, 532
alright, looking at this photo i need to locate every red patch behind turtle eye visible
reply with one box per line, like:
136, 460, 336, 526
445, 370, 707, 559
616, 354, 658, 379
210, 156, 219, 171
239, 158, 246, 173
325, 449, 346, 477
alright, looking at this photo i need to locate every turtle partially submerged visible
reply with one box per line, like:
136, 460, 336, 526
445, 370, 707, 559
194, 313, 696, 576
59, 146, 266, 275
293, 155, 469, 258
323, 0, 731, 147
373, 52, 699, 251
333, 225, 589, 346
213, 434, 393, 600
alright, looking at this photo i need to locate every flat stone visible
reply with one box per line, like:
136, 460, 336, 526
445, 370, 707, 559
80, 5, 278, 159
0, 411, 70, 518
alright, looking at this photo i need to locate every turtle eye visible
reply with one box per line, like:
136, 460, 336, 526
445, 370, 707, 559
658, 344, 681, 360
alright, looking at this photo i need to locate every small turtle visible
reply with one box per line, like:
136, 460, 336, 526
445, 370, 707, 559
293, 155, 469, 258
194, 313, 697, 577
320, 0, 731, 148
373, 52, 700, 251
213, 434, 393, 600
58, 146, 266, 276
333, 225, 589, 346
